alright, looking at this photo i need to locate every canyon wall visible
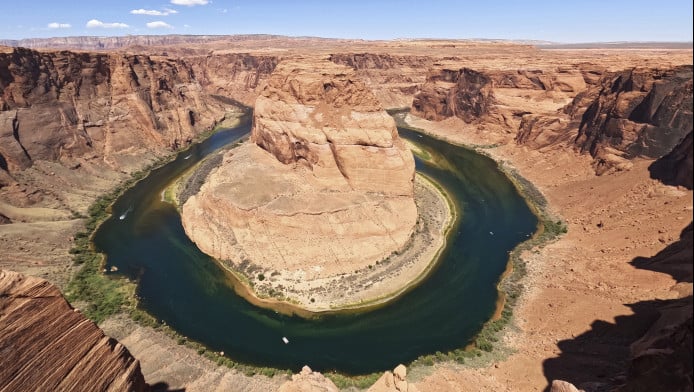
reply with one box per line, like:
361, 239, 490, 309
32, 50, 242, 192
0, 269, 148, 392
412, 63, 693, 176
412, 67, 495, 123
571, 65, 693, 173
329, 53, 433, 109
0, 47, 277, 208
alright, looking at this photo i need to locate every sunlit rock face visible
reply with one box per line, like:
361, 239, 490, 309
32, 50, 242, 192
182, 58, 417, 282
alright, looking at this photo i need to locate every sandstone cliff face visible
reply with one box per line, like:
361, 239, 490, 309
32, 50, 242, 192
648, 131, 693, 189
512, 65, 694, 174
0, 47, 277, 174
0, 47, 277, 211
181, 59, 417, 308
572, 66, 693, 173
251, 59, 415, 195
0, 269, 148, 392
411, 66, 591, 127
412, 67, 495, 123
329, 53, 433, 109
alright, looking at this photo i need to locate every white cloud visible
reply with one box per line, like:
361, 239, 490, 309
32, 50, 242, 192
130, 8, 178, 16
170, 0, 209, 6
47, 22, 71, 29
146, 21, 174, 29
86, 19, 129, 29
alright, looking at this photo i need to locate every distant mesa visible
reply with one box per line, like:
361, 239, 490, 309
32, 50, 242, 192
181, 58, 419, 310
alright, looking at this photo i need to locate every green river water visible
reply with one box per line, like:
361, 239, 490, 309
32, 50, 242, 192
93, 117, 537, 374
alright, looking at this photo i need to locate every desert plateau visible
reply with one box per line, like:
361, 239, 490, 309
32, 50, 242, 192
1, 2, 692, 391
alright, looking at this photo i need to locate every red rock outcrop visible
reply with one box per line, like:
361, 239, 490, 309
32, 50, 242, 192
277, 365, 339, 392
0, 47, 277, 174
0, 269, 148, 392
572, 65, 693, 173
512, 65, 694, 174
412, 67, 495, 123
0, 47, 278, 212
367, 364, 417, 392
329, 53, 433, 108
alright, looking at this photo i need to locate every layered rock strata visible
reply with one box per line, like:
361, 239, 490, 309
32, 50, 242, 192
516, 65, 693, 174
412, 67, 495, 123
181, 59, 421, 310
0, 269, 147, 392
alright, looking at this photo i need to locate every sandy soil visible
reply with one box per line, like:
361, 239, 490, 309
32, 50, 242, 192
403, 115, 693, 392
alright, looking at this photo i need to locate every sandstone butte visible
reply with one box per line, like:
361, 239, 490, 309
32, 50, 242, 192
181, 58, 422, 310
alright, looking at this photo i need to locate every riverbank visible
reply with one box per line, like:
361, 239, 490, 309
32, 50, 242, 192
402, 114, 693, 392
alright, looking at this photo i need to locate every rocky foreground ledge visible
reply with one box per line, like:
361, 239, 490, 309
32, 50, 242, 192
181, 58, 452, 312
0, 269, 148, 392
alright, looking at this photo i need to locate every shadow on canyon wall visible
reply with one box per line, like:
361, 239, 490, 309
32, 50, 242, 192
150, 382, 186, 392
542, 222, 693, 392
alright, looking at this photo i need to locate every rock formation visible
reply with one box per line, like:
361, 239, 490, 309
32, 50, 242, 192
412, 67, 495, 123
619, 296, 693, 392
513, 65, 694, 174
616, 224, 693, 391
0, 47, 277, 174
367, 364, 418, 392
412, 64, 692, 174
277, 366, 339, 392
181, 59, 417, 308
0, 46, 277, 211
649, 131, 693, 189
572, 65, 693, 174
0, 269, 148, 392
1, 38, 692, 392
329, 53, 433, 108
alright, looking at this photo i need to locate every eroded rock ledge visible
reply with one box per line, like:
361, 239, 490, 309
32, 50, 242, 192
181, 59, 451, 311
0, 269, 147, 392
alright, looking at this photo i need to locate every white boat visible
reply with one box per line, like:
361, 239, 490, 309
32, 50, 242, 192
282, 337, 289, 344
119, 206, 133, 220
489, 231, 494, 235
184, 154, 191, 160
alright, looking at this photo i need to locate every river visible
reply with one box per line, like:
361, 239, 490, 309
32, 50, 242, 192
93, 117, 537, 374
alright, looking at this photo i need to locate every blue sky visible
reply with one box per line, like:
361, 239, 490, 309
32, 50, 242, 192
2, 0, 692, 42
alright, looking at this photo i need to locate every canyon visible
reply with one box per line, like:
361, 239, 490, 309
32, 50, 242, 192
0, 36, 692, 391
